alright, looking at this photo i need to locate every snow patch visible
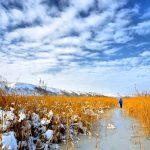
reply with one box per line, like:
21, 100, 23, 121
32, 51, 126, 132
2, 131, 18, 150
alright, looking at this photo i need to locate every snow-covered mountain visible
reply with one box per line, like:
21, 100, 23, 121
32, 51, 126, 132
0, 81, 103, 96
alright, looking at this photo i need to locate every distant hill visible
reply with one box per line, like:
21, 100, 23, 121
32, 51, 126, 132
0, 81, 104, 96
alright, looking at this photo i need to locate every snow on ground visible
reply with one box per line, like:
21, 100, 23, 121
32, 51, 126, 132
2, 131, 18, 150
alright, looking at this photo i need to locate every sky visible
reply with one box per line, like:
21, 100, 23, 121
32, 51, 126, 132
0, 0, 150, 96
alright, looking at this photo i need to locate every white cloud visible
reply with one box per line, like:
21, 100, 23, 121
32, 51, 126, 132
9, 9, 24, 25
140, 51, 150, 57
71, 0, 94, 11
98, 0, 126, 10
140, 8, 150, 19
103, 48, 120, 55
0, 9, 9, 29
114, 30, 132, 43
133, 20, 150, 35
55, 47, 82, 54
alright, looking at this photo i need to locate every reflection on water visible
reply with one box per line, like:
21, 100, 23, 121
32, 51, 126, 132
62, 109, 150, 150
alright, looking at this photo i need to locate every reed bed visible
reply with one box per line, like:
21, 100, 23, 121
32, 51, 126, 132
0, 95, 117, 124
0, 93, 117, 149
124, 95, 150, 136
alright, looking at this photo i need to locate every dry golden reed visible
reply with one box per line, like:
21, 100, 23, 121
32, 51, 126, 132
0, 95, 117, 124
124, 96, 150, 136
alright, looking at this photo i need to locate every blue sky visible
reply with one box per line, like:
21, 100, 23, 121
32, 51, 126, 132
0, 0, 150, 96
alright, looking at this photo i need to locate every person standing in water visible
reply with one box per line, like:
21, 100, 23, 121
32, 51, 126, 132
119, 97, 123, 108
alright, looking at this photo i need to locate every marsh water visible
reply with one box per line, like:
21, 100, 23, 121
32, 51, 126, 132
61, 109, 150, 150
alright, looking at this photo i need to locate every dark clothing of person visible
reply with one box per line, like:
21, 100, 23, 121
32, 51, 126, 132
120, 103, 122, 108
119, 98, 123, 108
